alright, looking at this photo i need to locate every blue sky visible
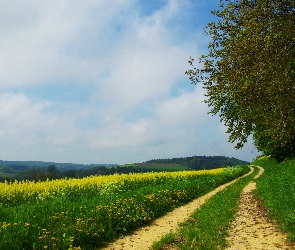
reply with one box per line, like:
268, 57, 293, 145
0, 0, 259, 164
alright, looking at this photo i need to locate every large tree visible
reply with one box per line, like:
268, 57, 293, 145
186, 0, 295, 160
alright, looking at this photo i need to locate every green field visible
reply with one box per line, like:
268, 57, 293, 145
252, 157, 295, 241
123, 163, 190, 172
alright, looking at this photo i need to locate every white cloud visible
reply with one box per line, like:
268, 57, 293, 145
89, 118, 154, 148
0, 0, 260, 163
155, 84, 208, 126
0, 93, 51, 132
0, 0, 130, 89
0, 92, 79, 147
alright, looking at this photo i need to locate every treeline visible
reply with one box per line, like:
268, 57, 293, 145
0, 156, 250, 182
145, 156, 249, 170
0, 160, 118, 182
0, 160, 116, 172
0, 165, 145, 183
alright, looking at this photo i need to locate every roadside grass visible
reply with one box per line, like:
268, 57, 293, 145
152, 166, 259, 250
252, 157, 295, 242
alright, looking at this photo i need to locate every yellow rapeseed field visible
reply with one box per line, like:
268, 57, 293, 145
0, 166, 249, 249
0, 168, 224, 204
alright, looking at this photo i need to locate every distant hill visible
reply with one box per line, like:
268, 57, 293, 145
144, 156, 249, 170
0, 160, 117, 174
0, 160, 119, 182
121, 163, 190, 172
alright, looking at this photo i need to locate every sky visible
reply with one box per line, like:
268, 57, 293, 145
0, 0, 260, 164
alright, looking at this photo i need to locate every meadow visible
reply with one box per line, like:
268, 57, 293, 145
123, 163, 190, 172
252, 157, 295, 241
0, 166, 248, 250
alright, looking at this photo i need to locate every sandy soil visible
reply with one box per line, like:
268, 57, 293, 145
225, 166, 295, 250
101, 168, 254, 250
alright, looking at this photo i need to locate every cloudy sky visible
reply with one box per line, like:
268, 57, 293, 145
0, 0, 259, 164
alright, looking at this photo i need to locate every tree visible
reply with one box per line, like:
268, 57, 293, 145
186, 0, 295, 160
253, 125, 295, 161
46, 165, 61, 180
47, 165, 57, 173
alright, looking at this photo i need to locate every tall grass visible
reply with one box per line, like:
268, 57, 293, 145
252, 157, 295, 241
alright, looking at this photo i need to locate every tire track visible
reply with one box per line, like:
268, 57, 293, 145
101, 167, 254, 250
225, 166, 295, 250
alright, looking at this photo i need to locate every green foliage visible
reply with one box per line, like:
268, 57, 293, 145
145, 155, 249, 170
254, 129, 295, 161
0, 166, 15, 174
253, 157, 295, 241
131, 164, 190, 172
47, 165, 57, 173
186, 0, 295, 160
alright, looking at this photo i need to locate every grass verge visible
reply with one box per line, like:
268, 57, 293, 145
152, 166, 259, 250
252, 157, 295, 242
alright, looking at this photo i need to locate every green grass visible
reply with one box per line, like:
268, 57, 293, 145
153, 157, 295, 250
125, 164, 191, 172
152, 166, 259, 250
252, 157, 295, 241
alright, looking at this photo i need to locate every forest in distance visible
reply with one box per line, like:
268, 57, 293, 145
144, 155, 249, 169
0, 155, 249, 182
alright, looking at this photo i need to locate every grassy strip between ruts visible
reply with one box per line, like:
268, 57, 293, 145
152, 165, 259, 250
252, 157, 295, 242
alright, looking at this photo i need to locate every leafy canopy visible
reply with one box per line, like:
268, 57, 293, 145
186, 0, 295, 160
